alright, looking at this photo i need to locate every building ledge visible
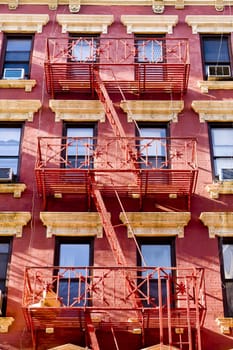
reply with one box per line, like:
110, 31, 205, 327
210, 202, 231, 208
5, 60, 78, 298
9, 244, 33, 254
48, 345, 87, 350
49, 100, 105, 122
121, 15, 178, 34
216, 317, 233, 334
206, 182, 233, 199
0, 14, 49, 33
199, 212, 233, 238
120, 100, 184, 123
0, 212, 31, 237
0, 79, 36, 92
40, 212, 104, 238
0, 100, 41, 122
198, 80, 233, 93
192, 100, 233, 122
119, 212, 190, 238
0, 317, 14, 333
0, 184, 26, 198
186, 15, 233, 34
56, 14, 114, 33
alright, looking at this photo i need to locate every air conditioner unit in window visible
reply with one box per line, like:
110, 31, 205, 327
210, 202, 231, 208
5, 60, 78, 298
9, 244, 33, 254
219, 168, 233, 181
0, 168, 13, 182
3, 68, 25, 80
207, 65, 231, 80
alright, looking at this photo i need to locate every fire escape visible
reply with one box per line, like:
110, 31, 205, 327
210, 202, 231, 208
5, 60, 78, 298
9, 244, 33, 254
22, 36, 206, 350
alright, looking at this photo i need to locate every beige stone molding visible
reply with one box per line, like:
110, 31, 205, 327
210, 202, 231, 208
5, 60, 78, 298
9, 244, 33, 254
119, 212, 190, 238
56, 14, 114, 33
0, 212, 31, 237
0, 184, 26, 198
49, 100, 105, 122
121, 15, 178, 34
48, 344, 87, 350
206, 182, 233, 199
191, 100, 233, 123
0, 100, 41, 122
40, 212, 104, 238
0, 79, 36, 92
198, 81, 233, 94
0, 317, 14, 333
216, 317, 233, 334
0, 14, 49, 33
200, 212, 233, 238
120, 100, 184, 123
186, 15, 233, 34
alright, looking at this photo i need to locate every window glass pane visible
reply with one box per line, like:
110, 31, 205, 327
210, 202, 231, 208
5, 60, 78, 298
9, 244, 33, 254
0, 128, 21, 175
0, 243, 10, 254
139, 127, 166, 157
59, 243, 90, 267
72, 38, 97, 61
141, 244, 171, 267
137, 39, 163, 62
223, 244, 233, 279
212, 128, 233, 156
67, 127, 94, 157
203, 38, 230, 63
6, 38, 32, 51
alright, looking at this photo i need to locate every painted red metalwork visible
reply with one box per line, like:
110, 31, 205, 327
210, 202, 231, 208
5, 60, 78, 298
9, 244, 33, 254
22, 266, 206, 349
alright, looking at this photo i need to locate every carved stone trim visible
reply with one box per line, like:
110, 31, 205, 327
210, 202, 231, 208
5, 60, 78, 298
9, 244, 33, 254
186, 15, 233, 34
40, 212, 104, 238
0, 212, 31, 238
216, 317, 233, 334
199, 212, 233, 238
56, 14, 114, 34
0, 100, 41, 122
0, 80, 36, 92
206, 182, 233, 199
0, 317, 14, 333
198, 80, 233, 93
120, 100, 183, 123
0, 184, 26, 198
119, 212, 190, 238
0, 14, 49, 33
49, 100, 105, 122
121, 15, 178, 34
191, 100, 233, 122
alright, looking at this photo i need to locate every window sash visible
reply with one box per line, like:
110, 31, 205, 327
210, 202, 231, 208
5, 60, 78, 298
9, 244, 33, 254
0, 127, 22, 176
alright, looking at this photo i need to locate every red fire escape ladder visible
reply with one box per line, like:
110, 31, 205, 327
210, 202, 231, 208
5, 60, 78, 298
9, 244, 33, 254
85, 312, 101, 350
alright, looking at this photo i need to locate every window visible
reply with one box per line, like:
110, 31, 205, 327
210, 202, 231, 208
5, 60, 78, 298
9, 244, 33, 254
64, 124, 96, 169
2, 35, 33, 79
137, 124, 167, 168
0, 238, 12, 316
135, 35, 164, 63
219, 239, 233, 317
137, 238, 175, 307
0, 124, 23, 181
70, 35, 99, 62
54, 238, 93, 307
209, 124, 233, 180
201, 35, 231, 80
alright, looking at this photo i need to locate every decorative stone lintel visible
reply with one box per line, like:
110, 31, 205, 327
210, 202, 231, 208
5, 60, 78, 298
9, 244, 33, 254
119, 212, 190, 238
0, 184, 26, 198
120, 100, 183, 123
0, 317, 14, 333
0, 100, 41, 122
0, 79, 36, 92
49, 100, 105, 122
56, 14, 114, 34
40, 212, 104, 238
200, 212, 233, 238
121, 15, 178, 34
198, 80, 233, 94
206, 182, 233, 199
0, 212, 31, 237
216, 317, 233, 334
191, 100, 233, 123
0, 14, 49, 33
186, 15, 233, 34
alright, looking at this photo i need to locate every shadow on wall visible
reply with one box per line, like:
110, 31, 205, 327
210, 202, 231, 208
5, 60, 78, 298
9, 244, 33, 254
202, 328, 233, 350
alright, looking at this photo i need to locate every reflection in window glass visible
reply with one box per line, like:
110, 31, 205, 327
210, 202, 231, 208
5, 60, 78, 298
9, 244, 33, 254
0, 127, 21, 176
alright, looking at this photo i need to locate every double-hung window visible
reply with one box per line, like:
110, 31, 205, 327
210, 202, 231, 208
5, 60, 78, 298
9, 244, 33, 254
209, 124, 233, 181
2, 35, 33, 79
70, 34, 99, 62
135, 35, 164, 63
137, 238, 175, 307
201, 35, 231, 80
0, 124, 23, 181
0, 238, 12, 316
54, 237, 93, 307
65, 124, 96, 169
138, 124, 167, 169
220, 239, 233, 317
